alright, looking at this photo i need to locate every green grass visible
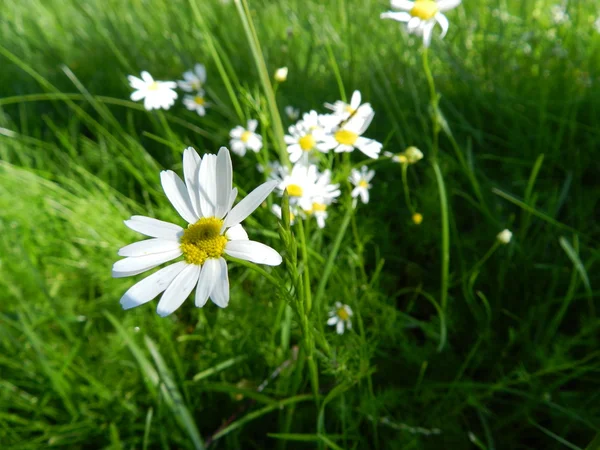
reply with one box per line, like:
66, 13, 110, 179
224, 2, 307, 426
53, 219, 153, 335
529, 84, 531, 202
1, 0, 600, 448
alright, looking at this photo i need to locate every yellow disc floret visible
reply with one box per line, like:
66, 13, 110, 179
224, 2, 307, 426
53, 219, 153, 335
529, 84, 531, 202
286, 184, 303, 197
334, 130, 359, 146
194, 96, 206, 105
312, 202, 327, 212
358, 180, 369, 188
299, 134, 316, 151
241, 130, 252, 143
410, 0, 439, 20
180, 217, 227, 265
337, 307, 350, 321
148, 81, 160, 91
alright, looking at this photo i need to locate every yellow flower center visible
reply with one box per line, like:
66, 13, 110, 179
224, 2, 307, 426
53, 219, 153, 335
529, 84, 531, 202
241, 131, 253, 143
345, 105, 356, 114
298, 134, 316, 151
334, 130, 358, 146
147, 81, 160, 91
194, 96, 205, 105
286, 184, 303, 197
180, 217, 227, 265
312, 202, 327, 212
410, 0, 439, 20
412, 213, 423, 225
358, 180, 368, 188
337, 307, 350, 321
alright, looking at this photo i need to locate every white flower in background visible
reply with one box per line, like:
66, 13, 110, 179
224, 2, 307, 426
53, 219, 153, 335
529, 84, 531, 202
178, 64, 207, 92
595, 17, 600, 33
381, 0, 462, 47
325, 90, 374, 121
128, 71, 178, 111
310, 197, 332, 229
318, 112, 382, 159
497, 229, 512, 244
349, 166, 375, 204
384, 146, 423, 164
274, 67, 288, 83
285, 106, 300, 121
271, 204, 297, 225
550, 5, 568, 25
327, 302, 353, 334
284, 123, 326, 163
229, 120, 263, 157
183, 90, 209, 116
313, 169, 341, 203
113, 147, 282, 316
273, 163, 318, 211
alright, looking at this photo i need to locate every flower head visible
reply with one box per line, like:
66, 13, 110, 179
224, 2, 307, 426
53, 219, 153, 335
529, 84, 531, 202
327, 302, 353, 334
183, 90, 210, 116
349, 166, 375, 204
113, 147, 282, 316
318, 112, 382, 159
412, 212, 423, 224
381, 0, 462, 47
229, 120, 263, 157
128, 71, 178, 111
274, 67, 288, 83
178, 64, 207, 92
325, 90, 374, 121
284, 122, 327, 163
385, 146, 423, 164
497, 229, 512, 244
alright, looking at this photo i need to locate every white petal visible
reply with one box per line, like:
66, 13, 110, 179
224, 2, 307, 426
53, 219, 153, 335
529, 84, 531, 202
336, 321, 345, 335
351, 186, 361, 198
437, 0, 461, 12
125, 216, 183, 240
327, 316, 338, 326
350, 90, 361, 109
128, 76, 145, 90
195, 63, 207, 83
118, 238, 181, 257
436, 13, 449, 38
225, 240, 282, 266
130, 90, 146, 101
247, 119, 258, 132
216, 147, 233, 218
210, 258, 230, 308
230, 127, 244, 139
380, 11, 412, 22
112, 249, 182, 278
183, 147, 203, 218
360, 189, 369, 204
230, 140, 246, 156
160, 171, 199, 224
156, 264, 201, 317
141, 71, 154, 83
198, 154, 217, 217
194, 259, 219, 307
390, 0, 415, 10
422, 21, 436, 47
227, 187, 238, 213
225, 224, 249, 241
223, 180, 278, 229
120, 261, 187, 310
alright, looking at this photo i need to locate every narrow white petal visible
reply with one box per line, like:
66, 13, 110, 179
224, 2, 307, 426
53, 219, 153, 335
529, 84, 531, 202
360, 189, 369, 204
247, 119, 258, 132
423, 21, 436, 47
351, 186, 361, 198
225, 224, 249, 241
160, 171, 199, 224
437, 0, 461, 12
390, 0, 415, 10
112, 249, 182, 278
223, 180, 278, 228
141, 71, 154, 83
124, 216, 183, 240
156, 264, 201, 317
380, 11, 412, 22
327, 316, 339, 326
227, 187, 238, 213
436, 13, 449, 38
128, 76, 145, 89
130, 90, 146, 101
120, 261, 187, 310
118, 238, 181, 257
198, 154, 217, 217
195, 259, 218, 307
183, 147, 203, 217
350, 90, 361, 109
216, 147, 233, 218
225, 240, 282, 266
210, 258, 229, 308
336, 321, 345, 335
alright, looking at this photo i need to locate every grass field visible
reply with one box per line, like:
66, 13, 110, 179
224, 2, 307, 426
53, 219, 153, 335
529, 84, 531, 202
1, 0, 600, 448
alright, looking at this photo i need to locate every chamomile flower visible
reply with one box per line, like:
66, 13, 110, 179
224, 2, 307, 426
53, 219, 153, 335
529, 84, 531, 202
327, 302, 353, 335
274, 67, 288, 83
325, 90, 374, 121
273, 163, 318, 212
309, 197, 332, 229
178, 64, 207, 92
183, 90, 209, 116
381, 0, 462, 47
318, 112, 382, 159
349, 166, 375, 204
284, 123, 326, 163
128, 71, 178, 111
229, 120, 263, 157
113, 147, 282, 316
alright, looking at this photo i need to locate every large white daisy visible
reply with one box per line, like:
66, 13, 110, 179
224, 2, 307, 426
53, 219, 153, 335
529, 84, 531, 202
229, 120, 263, 157
113, 147, 282, 316
318, 112, 382, 159
178, 64, 207, 92
380, 0, 462, 47
128, 71, 178, 111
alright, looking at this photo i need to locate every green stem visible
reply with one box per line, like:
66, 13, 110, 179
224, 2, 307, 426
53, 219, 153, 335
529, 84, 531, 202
296, 218, 313, 315
401, 163, 415, 214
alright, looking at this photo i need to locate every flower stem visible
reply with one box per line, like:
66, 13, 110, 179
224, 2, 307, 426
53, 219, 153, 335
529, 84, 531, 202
296, 218, 313, 315
401, 163, 415, 214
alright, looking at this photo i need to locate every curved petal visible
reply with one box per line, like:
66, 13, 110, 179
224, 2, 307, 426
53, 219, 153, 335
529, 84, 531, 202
130, 90, 146, 101
156, 263, 201, 317
183, 147, 202, 218
125, 216, 183, 240
216, 147, 233, 218
223, 180, 277, 229
112, 249, 182, 278
422, 20, 436, 47
118, 238, 181, 257
198, 154, 217, 217
226, 224, 249, 241
437, 0, 461, 12
436, 13, 449, 38
128, 75, 145, 89
195, 63, 207, 83
390, 0, 415, 10
227, 187, 238, 214
336, 321, 345, 335
210, 258, 230, 308
247, 119, 258, 132
350, 90, 361, 109
194, 258, 219, 307
225, 240, 282, 266
120, 261, 187, 310
141, 71, 154, 83
327, 316, 338, 326
380, 11, 412, 22
160, 171, 198, 224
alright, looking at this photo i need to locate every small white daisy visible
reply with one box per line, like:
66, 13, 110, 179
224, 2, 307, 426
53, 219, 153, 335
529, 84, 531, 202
273, 163, 318, 212
183, 90, 210, 116
229, 120, 263, 157
178, 64, 207, 92
128, 71, 178, 111
113, 147, 282, 316
327, 302, 353, 335
497, 229, 512, 244
381, 0, 462, 47
284, 123, 326, 163
274, 67, 288, 83
318, 112, 382, 159
309, 197, 331, 229
325, 90, 374, 121
349, 166, 375, 204
285, 106, 300, 121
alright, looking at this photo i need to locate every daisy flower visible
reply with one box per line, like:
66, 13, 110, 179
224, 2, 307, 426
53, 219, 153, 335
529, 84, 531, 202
327, 302, 353, 335
178, 64, 207, 92
349, 166, 375, 204
318, 112, 382, 159
128, 71, 178, 111
284, 123, 326, 163
309, 197, 332, 229
183, 90, 210, 116
381, 0, 462, 47
229, 120, 263, 157
113, 147, 282, 316
273, 163, 318, 212
325, 90, 374, 121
